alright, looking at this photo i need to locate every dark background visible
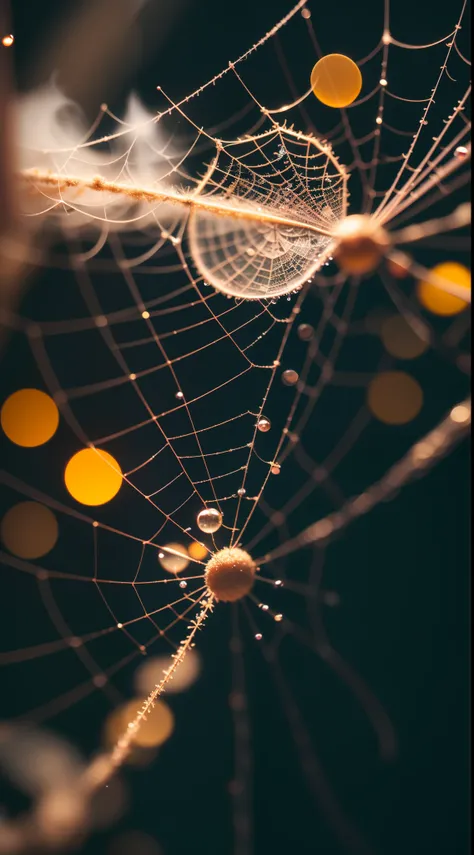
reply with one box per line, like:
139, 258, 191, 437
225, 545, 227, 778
1, 1, 470, 854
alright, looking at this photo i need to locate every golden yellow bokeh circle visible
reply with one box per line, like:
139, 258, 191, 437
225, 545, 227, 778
1, 501, 59, 559
311, 54, 362, 108
417, 262, 470, 316
188, 541, 208, 561
1, 389, 59, 447
104, 698, 174, 750
367, 371, 423, 425
64, 448, 122, 506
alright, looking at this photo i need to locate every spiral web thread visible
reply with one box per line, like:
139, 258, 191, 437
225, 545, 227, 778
0, 0, 471, 851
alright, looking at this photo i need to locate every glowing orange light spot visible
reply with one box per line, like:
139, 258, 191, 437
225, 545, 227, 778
417, 262, 470, 316
367, 371, 423, 425
1, 389, 59, 447
2, 34, 14, 47
64, 448, 122, 506
311, 54, 362, 108
188, 541, 208, 561
1, 502, 58, 559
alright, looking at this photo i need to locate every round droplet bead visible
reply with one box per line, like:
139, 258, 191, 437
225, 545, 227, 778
282, 370, 299, 386
197, 507, 223, 534
455, 145, 468, 159
237, 488, 246, 497
256, 416, 271, 433
297, 323, 314, 341
270, 462, 281, 475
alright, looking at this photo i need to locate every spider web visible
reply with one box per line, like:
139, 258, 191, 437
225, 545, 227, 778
0, 0, 471, 853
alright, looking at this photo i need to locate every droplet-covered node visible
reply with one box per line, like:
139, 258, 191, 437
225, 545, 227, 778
205, 547, 256, 602
334, 215, 390, 276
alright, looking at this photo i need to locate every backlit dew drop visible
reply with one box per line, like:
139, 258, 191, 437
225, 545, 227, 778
274, 614, 283, 622
2, 34, 14, 47
271, 462, 281, 475
1, 388, 59, 447
256, 416, 271, 433
367, 371, 423, 425
310, 54, 362, 108
297, 323, 314, 341
376, 117, 383, 125
417, 261, 470, 316
197, 507, 223, 534
1, 502, 58, 559
255, 633, 263, 641
188, 541, 208, 561
455, 145, 468, 159
282, 369, 299, 386
159, 543, 189, 574
380, 78, 388, 86
179, 580, 187, 589
64, 448, 122, 506
274, 579, 283, 587
237, 488, 246, 497
175, 391, 184, 400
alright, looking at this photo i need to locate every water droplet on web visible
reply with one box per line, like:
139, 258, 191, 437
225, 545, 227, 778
282, 369, 299, 386
197, 507, 223, 533
274, 614, 283, 622
256, 416, 271, 433
237, 488, 246, 497
271, 462, 281, 475
297, 323, 314, 341
179, 580, 187, 589
455, 145, 468, 159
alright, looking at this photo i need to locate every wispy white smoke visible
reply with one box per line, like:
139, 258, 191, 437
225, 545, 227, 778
15, 82, 182, 231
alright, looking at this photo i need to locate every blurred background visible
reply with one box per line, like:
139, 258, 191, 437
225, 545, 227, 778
0, 1, 470, 854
